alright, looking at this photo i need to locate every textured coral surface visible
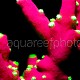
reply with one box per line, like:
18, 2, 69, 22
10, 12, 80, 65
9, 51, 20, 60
0, 0, 80, 80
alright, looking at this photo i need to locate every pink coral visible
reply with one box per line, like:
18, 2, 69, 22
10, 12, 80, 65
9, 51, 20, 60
0, 0, 80, 80
0, 34, 20, 80
16, 0, 80, 79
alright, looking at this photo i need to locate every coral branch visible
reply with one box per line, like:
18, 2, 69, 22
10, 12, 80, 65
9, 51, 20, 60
16, 0, 50, 39
76, 0, 80, 29
23, 54, 68, 80
0, 54, 19, 80
0, 0, 80, 79
60, 0, 76, 26
0, 33, 10, 60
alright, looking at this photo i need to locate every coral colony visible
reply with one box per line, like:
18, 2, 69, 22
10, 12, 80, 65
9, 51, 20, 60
0, 0, 80, 80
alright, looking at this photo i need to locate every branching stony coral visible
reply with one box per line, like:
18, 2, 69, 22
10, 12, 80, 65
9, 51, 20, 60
16, 0, 80, 79
0, 0, 80, 80
0, 34, 19, 80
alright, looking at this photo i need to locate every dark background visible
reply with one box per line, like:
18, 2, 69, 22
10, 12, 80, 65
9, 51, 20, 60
0, 0, 80, 80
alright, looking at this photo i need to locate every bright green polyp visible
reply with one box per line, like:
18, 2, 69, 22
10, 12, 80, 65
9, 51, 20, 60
71, 16, 77, 21
12, 71, 17, 76
20, 76, 25, 80
68, 76, 72, 80
50, 18, 55, 22
27, 65, 33, 69
13, 61, 19, 66
42, 55, 45, 58
26, 67, 31, 71
29, 54, 37, 58
31, 76, 36, 80
76, 1, 79, 6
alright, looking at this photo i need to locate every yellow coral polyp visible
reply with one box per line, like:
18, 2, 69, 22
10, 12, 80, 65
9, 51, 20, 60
75, 30, 80, 34
76, 1, 79, 6
38, 9, 44, 13
31, 76, 36, 80
0, 33, 4, 38
71, 16, 77, 21
56, 14, 62, 20
48, 22, 55, 28
42, 75, 46, 79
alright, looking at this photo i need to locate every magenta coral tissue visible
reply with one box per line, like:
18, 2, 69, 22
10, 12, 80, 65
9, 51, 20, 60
0, 0, 80, 80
